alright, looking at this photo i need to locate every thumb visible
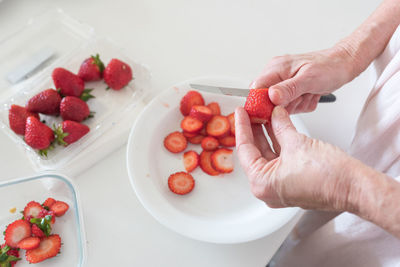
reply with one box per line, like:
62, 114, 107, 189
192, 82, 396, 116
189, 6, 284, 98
271, 106, 298, 149
269, 77, 305, 106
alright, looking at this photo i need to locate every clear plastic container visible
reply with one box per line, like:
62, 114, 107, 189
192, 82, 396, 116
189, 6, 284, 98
0, 173, 86, 266
0, 9, 152, 171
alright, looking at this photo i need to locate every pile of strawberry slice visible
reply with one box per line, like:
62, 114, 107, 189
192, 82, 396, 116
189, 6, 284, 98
8, 54, 133, 157
1, 198, 69, 265
163, 90, 236, 195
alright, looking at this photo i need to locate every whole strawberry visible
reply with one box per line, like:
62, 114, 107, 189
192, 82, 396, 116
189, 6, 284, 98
244, 88, 275, 124
52, 67, 84, 97
25, 116, 54, 155
78, 54, 105, 81
103, 58, 132, 90
8, 105, 40, 135
26, 89, 61, 115
54, 120, 90, 145
60, 96, 91, 122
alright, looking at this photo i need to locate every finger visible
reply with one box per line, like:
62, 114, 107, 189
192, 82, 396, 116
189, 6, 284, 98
250, 71, 282, 89
252, 124, 276, 161
265, 123, 281, 155
235, 107, 268, 174
285, 96, 303, 114
269, 75, 306, 106
308, 94, 321, 111
271, 106, 298, 149
293, 93, 314, 113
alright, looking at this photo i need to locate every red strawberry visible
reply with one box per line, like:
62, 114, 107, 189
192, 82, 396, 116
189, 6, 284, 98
25, 117, 54, 156
4, 220, 32, 248
42, 198, 56, 209
26, 89, 61, 115
38, 209, 56, 224
52, 67, 85, 97
78, 54, 105, 81
182, 131, 197, 138
18, 237, 40, 250
183, 151, 199, 172
54, 120, 90, 146
201, 136, 219, 151
8, 105, 40, 135
189, 105, 213, 122
168, 172, 195, 195
206, 115, 230, 137
24, 201, 45, 219
218, 135, 236, 147
199, 150, 220, 176
31, 224, 45, 238
25, 234, 61, 264
60, 96, 91, 122
199, 127, 207, 136
164, 131, 187, 153
207, 102, 221, 115
227, 113, 235, 135
244, 88, 275, 124
50, 201, 69, 217
103, 58, 133, 90
180, 116, 203, 133
187, 134, 205, 144
180, 91, 205, 116
0, 244, 20, 267
211, 148, 234, 173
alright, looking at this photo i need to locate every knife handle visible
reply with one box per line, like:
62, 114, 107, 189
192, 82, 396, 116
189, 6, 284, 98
319, 93, 336, 103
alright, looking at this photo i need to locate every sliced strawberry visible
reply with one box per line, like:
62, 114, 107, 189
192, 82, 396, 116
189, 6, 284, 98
199, 127, 207, 136
207, 102, 221, 115
164, 131, 187, 153
24, 201, 45, 219
189, 105, 213, 122
199, 150, 220, 176
4, 220, 32, 248
180, 91, 205, 116
42, 198, 56, 209
168, 172, 195, 195
182, 131, 197, 138
38, 209, 56, 224
183, 151, 199, 172
180, 116, 203, 133
211, 148, 234, 173
206, 115, 230, 137
201, 136, 219, 151
18, 237, 40, 250
25, 234, 61, 264
244, 88, 275, 124
227, 113, 235, 135
219, 135, 236, 147
187, 134, 205, 144
50, 201, 69, 217
31, 224, 45, 238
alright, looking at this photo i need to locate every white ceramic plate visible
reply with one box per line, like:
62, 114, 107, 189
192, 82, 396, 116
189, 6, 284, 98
127, 77, 306, 244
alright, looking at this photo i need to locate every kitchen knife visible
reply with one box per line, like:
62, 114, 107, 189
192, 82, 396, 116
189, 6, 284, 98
189, 84, 336, 103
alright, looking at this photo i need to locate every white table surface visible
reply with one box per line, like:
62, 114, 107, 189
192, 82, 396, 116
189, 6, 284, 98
0, 0, 380, 266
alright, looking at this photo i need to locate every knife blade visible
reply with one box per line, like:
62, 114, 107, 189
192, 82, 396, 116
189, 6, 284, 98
189, 84, 336, 103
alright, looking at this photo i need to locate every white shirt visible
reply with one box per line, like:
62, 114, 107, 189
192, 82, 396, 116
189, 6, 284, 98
272, 25, 400, 267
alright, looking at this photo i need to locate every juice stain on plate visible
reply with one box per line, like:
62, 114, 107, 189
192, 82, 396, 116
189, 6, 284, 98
9, 207, 16, 213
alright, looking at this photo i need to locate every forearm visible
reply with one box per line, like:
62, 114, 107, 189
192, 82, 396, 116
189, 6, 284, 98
336, 0, 400, 80
347, 160, 400, 238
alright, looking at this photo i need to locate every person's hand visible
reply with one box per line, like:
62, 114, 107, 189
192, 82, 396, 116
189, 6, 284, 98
251, 46, 357, 114
235, 105, 362, 211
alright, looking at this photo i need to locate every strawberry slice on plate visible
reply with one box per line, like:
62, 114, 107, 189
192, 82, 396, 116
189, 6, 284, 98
24, 201, 45, 219
4, 220, 32, 248
180, 116, 203, 133
207, 102, 221, 115
211, 148, 234, 173
201, 136, 219, 151
187, 134, 205, 144
182, 131, 197, 138
199, 150, 220, 176
164, 131, 187, 153
42, 198, 56, 209
244, 88, 275, 124
183, 151, 200, 172
189, 105, 213, 122
25, 234, 61, 264
180, 91, 205, 116
50, 201, 69, 217
206, 115, 230, 137
219, 135, 236, 147
168, 172, 195, 195
18, 237, 40, 250
227, 113, 235, 135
